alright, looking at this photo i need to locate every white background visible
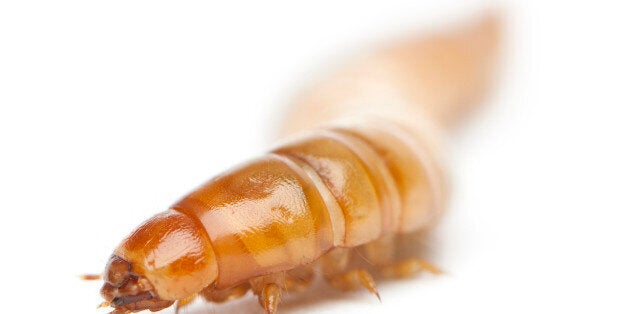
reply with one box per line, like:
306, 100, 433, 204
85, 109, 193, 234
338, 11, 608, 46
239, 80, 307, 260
1, 1, 627, 313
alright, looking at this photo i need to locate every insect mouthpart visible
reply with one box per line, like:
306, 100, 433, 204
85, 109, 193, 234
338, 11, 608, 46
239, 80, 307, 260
100, 255, 174, 313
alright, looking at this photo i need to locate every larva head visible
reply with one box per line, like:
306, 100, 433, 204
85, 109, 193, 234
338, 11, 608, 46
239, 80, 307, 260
100, 210, 218, 312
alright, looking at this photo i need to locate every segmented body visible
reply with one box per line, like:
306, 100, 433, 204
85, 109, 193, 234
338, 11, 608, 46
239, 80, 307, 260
99, 14, 499, 314
172, 118, 445, 289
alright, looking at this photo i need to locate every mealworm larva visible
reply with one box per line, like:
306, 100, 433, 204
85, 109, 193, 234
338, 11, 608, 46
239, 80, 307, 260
98, 14, 499, 314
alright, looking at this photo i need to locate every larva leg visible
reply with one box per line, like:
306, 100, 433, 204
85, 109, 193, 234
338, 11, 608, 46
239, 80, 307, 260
259, 283, 282, 314
379, 231, 444, 278
362, 234, 442, 278
250, 273, 285, 314
320, 247, 381, 299
329, 269, 381, 300
379, 258, 443, 278
200, 283, 250, 303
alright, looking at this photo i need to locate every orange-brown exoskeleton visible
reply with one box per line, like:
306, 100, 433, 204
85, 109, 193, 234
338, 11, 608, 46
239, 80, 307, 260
98, 14, 499, 314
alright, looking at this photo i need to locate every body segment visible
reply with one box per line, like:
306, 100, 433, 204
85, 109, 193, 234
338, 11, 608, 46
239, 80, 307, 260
173, 154, 335, 288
